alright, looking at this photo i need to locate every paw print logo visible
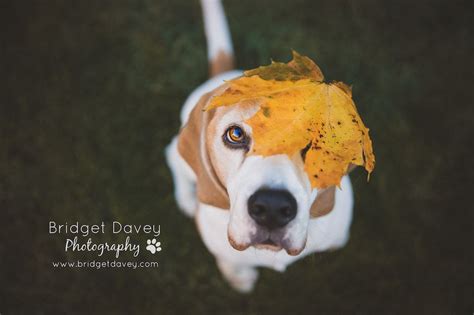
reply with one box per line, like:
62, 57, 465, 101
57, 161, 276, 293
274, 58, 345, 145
146, 238, 162, 254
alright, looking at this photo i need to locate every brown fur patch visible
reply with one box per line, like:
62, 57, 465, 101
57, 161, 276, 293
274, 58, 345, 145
177, 92, 230, 210
309, 164, 356, 218
227, 233, 250, 251
310, 186, 336, 218
210, 50, 234, 77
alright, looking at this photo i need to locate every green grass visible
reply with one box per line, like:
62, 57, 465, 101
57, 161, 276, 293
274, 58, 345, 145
1, 0, 472, 313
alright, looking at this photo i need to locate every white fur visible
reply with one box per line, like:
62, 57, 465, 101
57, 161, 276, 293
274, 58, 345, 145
165, 137, 197, 217
200, 0, 234, 60
180, 70, 243, 126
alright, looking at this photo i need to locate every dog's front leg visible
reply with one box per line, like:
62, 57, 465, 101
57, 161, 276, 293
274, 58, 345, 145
165, 136, 197, 217
216, 258, 259, 293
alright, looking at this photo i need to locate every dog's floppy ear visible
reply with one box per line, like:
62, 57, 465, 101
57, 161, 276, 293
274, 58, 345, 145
177, 92, 230, 210
310, 186, 336, 218
309, 164, 356, 218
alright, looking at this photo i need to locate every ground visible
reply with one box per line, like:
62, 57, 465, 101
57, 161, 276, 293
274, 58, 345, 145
0, 0, 472, 314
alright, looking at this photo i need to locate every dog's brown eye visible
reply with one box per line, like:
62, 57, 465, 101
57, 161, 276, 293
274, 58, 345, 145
223, 125, 248, 149
226, 126, 245, 143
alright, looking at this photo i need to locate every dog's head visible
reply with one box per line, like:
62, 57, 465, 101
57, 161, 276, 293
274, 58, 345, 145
178, 86, 339, 256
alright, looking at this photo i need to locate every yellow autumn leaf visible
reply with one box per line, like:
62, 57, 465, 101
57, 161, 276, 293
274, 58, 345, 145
206, 52, 375, 188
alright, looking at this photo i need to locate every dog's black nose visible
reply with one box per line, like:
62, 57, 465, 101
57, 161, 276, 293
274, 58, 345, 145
247, 189, 297, 229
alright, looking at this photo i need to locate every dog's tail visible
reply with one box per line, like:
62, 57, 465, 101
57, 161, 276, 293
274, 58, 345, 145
200, 0, 235, 77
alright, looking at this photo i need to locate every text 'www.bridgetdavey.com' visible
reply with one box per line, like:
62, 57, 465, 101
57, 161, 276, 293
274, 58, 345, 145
52, 260, 158, 270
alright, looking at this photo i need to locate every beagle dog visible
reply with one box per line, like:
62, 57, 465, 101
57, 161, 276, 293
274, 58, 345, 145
165, 0, 353, 292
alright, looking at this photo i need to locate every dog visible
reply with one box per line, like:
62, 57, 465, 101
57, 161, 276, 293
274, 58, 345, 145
165, 0, 353, 292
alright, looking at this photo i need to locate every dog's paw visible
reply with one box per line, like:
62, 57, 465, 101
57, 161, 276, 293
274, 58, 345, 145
146, 238, 162, 254
217, 259, 259, 293
229, 267, 259, 293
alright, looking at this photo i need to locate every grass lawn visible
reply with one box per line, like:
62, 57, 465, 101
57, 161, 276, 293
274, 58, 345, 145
1, 0, 472, 313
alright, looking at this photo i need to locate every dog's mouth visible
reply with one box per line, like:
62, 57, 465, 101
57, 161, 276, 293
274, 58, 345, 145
254, 238, 281, 252
228, 232, 306, 256
262, 238, 276, 245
